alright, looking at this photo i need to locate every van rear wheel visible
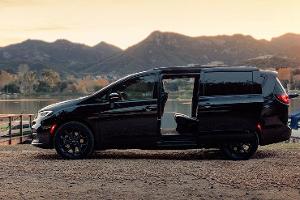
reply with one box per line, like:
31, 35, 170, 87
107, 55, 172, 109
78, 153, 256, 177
221, 133, 259, 160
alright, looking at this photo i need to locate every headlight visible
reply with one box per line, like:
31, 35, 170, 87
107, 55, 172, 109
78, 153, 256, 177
38, 111, 53, 118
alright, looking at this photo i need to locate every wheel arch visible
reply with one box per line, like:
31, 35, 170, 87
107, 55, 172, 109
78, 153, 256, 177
52, 118, 99, 147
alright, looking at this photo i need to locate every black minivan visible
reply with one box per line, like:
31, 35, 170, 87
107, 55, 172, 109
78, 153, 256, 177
32, 66, 291, 160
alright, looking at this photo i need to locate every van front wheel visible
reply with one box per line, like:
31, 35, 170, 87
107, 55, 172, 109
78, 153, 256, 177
54, 121, 94, 159
221, 134, 259, 160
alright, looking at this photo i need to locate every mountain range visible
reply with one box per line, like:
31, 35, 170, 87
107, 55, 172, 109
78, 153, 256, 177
1, 31, 300, 76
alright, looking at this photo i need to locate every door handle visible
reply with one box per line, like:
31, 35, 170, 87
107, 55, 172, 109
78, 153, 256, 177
199, 104, 211, 109
145, 105, 156, 112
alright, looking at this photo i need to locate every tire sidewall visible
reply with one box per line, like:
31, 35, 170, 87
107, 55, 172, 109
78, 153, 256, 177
54, 121, 94, 159
221, 133, 259, 160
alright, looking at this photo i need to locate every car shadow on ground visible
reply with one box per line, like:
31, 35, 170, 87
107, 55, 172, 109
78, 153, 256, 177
33, 149, 281, 161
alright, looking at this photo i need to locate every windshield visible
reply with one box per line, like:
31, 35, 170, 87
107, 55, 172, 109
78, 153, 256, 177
88, 70, 155, 98
88, 73, 136, 97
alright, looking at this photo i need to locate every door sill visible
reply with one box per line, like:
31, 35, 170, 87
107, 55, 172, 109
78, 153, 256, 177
157, 135, 197, 149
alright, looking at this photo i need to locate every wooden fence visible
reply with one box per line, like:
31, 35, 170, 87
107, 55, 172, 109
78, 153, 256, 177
0, 114, 34, 145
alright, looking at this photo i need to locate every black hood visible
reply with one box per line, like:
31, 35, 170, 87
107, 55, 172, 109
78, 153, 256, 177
39, 96, 89, 112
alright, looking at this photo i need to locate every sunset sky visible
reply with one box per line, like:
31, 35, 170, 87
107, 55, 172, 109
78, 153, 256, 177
0, 0, 299, 49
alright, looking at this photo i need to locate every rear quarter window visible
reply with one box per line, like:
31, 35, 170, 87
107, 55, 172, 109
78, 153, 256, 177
274, 77, 287, 95
203, 71, 257, 96
258, 72, 277, 97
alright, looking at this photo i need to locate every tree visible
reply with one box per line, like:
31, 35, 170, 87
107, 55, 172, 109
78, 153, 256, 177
35, 81, 51, 93
2, 83, 20, 93
19, 71, 38, 95
18, 64, 29, 75
41, 69, 60, 89
0, 70, 17, 88
58, 81, 68, 92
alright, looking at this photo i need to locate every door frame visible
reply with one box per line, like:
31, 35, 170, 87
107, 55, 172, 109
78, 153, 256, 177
158, 72, 200, 131
99, 72, 161, 148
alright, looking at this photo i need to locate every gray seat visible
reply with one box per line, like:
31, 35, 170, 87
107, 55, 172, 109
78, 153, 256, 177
174, 113, 198, 134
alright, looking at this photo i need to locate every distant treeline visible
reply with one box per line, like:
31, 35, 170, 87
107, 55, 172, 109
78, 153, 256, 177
0, 64, 110, 95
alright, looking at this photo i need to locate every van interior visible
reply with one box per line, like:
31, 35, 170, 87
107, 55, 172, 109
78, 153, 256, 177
160, 75, 199, 136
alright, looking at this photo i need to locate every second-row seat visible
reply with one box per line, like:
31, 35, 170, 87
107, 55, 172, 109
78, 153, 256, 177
174, 113, 198, 135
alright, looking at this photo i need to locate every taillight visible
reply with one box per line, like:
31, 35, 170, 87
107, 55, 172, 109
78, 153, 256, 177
275, 94, 289, 105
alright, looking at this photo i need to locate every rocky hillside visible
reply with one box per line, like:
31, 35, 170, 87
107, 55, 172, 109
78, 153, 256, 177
84, 32, 300, 74
0, 39, 122, 75
1, 31, 300, 75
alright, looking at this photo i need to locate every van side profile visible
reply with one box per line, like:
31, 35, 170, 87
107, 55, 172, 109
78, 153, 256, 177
31, 66, 291, 160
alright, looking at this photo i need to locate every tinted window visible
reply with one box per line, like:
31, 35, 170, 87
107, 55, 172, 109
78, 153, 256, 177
259, 72, 276, 97
203, 72, 254, 96
274, 77, 287, 95
113, 75, 157, 101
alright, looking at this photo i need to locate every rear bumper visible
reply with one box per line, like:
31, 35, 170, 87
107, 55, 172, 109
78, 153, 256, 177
259, 125, 291, 145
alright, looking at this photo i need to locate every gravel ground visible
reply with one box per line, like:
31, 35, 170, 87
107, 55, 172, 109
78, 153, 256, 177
0, 144, 300, 200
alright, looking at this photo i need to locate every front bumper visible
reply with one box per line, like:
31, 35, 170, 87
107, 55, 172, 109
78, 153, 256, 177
31, 120, 54, 149
260, 125, 291, 145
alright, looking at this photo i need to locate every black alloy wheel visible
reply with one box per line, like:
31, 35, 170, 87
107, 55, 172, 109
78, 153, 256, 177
54, 121, 94, 159
221, 133, 259, 160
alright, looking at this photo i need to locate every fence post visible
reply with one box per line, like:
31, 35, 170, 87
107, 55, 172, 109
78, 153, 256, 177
8, 116, 12, 145
19, 115, 23, 144
29, 115, 33, 139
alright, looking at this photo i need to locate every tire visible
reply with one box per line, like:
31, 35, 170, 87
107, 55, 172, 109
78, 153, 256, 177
54, 121, 94, 159
221, 133, 259, 160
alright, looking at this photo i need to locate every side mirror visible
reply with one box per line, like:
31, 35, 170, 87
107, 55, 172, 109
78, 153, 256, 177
289, 93, 299, 99
109, 93, 121, 102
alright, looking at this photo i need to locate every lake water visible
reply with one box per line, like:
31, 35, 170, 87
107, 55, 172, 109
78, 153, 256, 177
1, 97, 299, 114
0, 98, 58, 114
0, 97, 300, 129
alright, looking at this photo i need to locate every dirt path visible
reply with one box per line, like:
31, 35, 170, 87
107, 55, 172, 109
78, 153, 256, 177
0, 144, 299, 199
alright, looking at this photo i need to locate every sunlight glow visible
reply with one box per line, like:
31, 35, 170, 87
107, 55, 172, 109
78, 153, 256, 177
0, 0, 299, 48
